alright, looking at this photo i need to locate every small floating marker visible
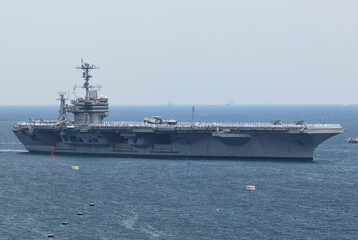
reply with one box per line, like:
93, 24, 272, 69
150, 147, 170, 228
77, 211, 83, 215
50, 147, 55, 157
48, 233, 54, 238
246, 185, 256, 191
71, 166, 79, 170
62, 220, 68, 225
90, 202, 95, 206
347, 137, 358, 143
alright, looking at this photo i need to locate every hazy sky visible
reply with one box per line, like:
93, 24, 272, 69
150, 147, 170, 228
0, 0, 357, 105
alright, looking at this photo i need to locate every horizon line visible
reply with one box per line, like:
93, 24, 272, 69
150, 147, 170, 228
0, 103, 356, 107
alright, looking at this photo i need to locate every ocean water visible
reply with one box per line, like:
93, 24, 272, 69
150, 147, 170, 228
0, 105, 358, 239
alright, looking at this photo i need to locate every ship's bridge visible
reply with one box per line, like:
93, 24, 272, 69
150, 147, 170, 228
67, 90, 109, 124
66, 60, 109, 124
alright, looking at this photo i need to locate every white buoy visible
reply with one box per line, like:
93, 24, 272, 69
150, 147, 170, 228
48, 233, 54, 237
77, 211, 83, 215
246, 185, 256, 191
71, 166, 79, 170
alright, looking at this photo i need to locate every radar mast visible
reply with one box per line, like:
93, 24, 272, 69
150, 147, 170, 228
75, 58, 100, 101
68, 59, 109, 124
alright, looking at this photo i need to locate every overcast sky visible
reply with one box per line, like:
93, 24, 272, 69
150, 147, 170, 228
0, 0, 357, 105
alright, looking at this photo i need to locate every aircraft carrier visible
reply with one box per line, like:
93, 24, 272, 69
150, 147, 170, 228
13, 60, 344, 160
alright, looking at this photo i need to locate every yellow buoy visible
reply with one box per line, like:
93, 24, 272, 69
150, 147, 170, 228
90, 202, 95, 206
77, 211, 83, 215
246, 185, 256, 191
71, 166, 79, 170
48, 233, 54, 238
62, 220, 68, 225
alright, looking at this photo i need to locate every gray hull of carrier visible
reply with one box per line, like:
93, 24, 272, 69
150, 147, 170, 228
12, 60, 344, 160
13, 122, 343, 160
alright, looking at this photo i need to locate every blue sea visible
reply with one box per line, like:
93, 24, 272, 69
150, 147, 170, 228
1, 105, 358, 239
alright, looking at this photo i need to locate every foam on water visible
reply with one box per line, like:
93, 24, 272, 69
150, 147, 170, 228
0, 149, 27, 152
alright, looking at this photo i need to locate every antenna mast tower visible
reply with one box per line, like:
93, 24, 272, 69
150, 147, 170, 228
75, 58, 100, 101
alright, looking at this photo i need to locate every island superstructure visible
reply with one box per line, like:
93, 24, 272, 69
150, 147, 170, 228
13, 60, 344, 160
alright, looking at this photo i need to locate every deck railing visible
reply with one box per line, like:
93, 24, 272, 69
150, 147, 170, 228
15, 121, 342, 129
